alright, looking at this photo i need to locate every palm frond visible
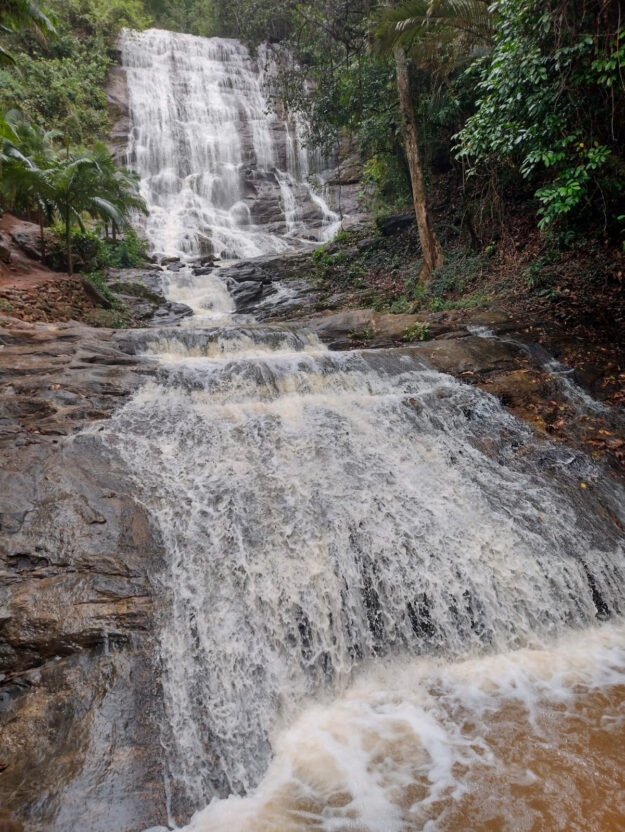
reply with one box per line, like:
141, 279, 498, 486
375, 0, 494, 63
89, 195, 126, 226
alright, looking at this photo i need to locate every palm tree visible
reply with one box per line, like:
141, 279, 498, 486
1, 155, 56, 254
1, 110, 60, 256
44, 149, 147, 275
89, 142, 147, 241
0, 111, 147, 275
375, 0, 494, 283
377, 0, 493, 64
0, 1, 56, 65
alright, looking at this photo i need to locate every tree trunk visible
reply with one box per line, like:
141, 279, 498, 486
38, 207, 46, 261
394, 45, 443, 283
65, 204, 73, 276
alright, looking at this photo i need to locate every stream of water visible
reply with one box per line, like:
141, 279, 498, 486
120, 29, 338, 261
115, 29, 625, 832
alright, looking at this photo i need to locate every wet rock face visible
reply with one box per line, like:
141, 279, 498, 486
0, 319, 168, 831
104, 268, 194, 326
220, 253, 319, 319
0, 319, 155, 441
107, 65, 130, 164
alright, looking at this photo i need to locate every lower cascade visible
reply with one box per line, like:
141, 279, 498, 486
102, 301, 625, 830
103, 28, 625, 832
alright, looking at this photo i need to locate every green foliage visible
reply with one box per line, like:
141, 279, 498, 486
145, 0, 215, 37
0, 0, 56, 66
455, 0, 625, 238
1, 113, 147, 273
71, 228, 102, 265
403, 320, 430, 341
387, 250, 489, 312
0, 0, 150, 144
349, 325, 373, 341
86, 268, 119, 305
534, 143, 612, 230
375, 0, 494, 70
60, 0, 150, 35
103, 227, 148, 267
311, 247, 342, 269
0, 42, 112, 143
265, 2, 392, 163
363, 155, 412, 210
45, 225, 148, 271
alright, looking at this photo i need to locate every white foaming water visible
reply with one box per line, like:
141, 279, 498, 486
106, 326, 625, 826
120, 29, 339, 260
162, 266, 236, 325
111, 34, 625, 828
183, 622, 625, 832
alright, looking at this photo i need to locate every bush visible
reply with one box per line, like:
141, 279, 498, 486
455, 0, 625, 240
102, 228, 149, 268
72, 230, 105, 267
45, 226, 148, 272
0, 0, 151, 144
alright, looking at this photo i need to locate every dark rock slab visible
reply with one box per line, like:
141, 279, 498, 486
0, 318, 168, 831
0, 440, 167, 832
375, 212, 415, 236
217, 251, 318, 318
104, 268, 193, 326
147, 301, 194, 326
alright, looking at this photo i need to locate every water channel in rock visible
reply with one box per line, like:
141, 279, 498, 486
106, 28, 625, 832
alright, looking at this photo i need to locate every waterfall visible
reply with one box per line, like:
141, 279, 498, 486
120, 29, 339, 260
109, 28, 625, 832
104, 328, 625, 827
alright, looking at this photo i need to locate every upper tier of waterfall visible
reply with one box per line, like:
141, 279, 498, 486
120, 29, 339, 260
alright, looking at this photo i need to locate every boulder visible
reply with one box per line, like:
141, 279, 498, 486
376, 212, 415, 236
147, 301, 194, 326
0, 240, 11, 264
356, 237, 383, 252
10, 230, 42, 261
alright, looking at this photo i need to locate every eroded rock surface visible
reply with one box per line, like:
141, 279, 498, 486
2, 251, 624, 832
219, 253, 318, 318
0, 319, 168, 831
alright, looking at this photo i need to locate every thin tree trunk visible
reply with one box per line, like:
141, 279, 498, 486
394, 45, 443, 282
38, 207, 46, 261
65, 204, 73, 276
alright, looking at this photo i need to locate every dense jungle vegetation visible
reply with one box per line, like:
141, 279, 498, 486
0, 0, 623, 290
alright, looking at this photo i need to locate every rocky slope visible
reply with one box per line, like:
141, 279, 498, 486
1, 250, 623, 832
0, 321, 167, 831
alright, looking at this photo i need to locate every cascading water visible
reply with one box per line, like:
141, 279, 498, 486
106, 328, 625, 830
110, 27, 625, 832
120, 29, 338, 260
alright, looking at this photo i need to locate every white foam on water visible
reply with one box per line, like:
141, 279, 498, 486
161, 266, 236, 325
182, 622, 625, 832
113, 30, 625, 832
102, 331, 625, 822
120, 29, 338, 260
